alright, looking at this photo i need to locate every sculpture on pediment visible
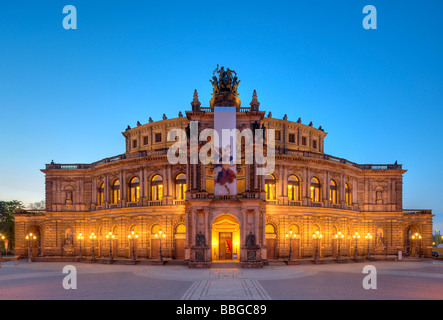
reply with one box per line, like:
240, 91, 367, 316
210, 65, 240, 96
65, 189, 73, 205
376, 186, 384, 205
196, 231, 206, 247
246, 231, 256, 248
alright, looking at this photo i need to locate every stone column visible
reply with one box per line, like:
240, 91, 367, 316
104, 175, 109, 204
92, 177, 97, 205
201, 164, 206, 191
121, 170, 126, 204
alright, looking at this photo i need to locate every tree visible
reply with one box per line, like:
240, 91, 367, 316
0, 200, 25, 250
28, 200, 45, 211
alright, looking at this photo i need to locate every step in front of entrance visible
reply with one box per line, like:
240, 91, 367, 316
211, 262, 241, 268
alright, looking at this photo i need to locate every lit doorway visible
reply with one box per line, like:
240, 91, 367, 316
219, 232, 232, 260
212, 214, 240, 261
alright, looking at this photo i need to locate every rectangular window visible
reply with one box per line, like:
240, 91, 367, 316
132, 139, 137, 148
301, 137, 307, 146
143, 136, 149, 145
288, 133, 295, 143
275, 130, 281, 141
155, 133, 162, 143
313, 140, 318, 149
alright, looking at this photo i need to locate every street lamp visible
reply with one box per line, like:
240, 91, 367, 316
365, 233, 372, 259
128, 231, 139, 262
313, 231, 323, 261
0, 233, 5, 267
353, 232, 361, 260
286, 229, 297, 261
77, 233, 84, 260
89, 232, 97, 261
334, 231, 344, 261
25, 233, 37, 263
412, 232, 422, 258
105, 232, 116, 262
155, 229, 166, 261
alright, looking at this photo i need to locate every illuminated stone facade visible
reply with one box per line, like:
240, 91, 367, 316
14, 79, 433, 263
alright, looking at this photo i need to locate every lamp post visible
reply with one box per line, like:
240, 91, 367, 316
286, 230, 297, 262
365, 233, 372, 259
128, 231, 139, 262
412, 232, 422, 258
106, 232, 116, 262
313, 231, 322, 262
0, 233, 5, 267
89, 232, 97, 261
353, 232, 360, 260
335, 231, 344, 262
25, 233, 37, 263
155, 229, 166, 262
77, 233, 84, 260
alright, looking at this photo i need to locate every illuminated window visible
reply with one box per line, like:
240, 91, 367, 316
97, 182, 104, 205
176, 224, 186, 234
310, 177, 321, 202
288, 175, 300, 201
151, 175, 163, 201
111, 180, 121, 204
175, 173, 187, 200
265, 224, 276, 234
345, 183, 352, 206
151, 224, 161, 235
265, 174, 276, 200
129, 177, 140, 202
330, 180, 338, 204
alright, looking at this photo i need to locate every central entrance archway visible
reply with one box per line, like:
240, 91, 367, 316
212, 214, 240, 261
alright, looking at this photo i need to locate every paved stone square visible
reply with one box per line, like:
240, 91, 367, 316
1, 259, 443, 300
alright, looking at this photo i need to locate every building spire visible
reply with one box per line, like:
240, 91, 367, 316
191, 89, 201, 111
250, 90, 260, 111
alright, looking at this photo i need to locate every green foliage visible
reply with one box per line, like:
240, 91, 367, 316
0, 200, 25, 250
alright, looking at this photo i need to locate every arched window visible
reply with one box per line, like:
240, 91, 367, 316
289, 224, 300, 235
265, 174, 276, 200
265, 224, 276, 234
151, 175, 163, 201
111, 180, 121, 204
175, 173, 187, 200
175, 223, 186, 234
330, 180, 338, 204
97, 182, 104, 205
129, 177, 140, 202
345, 183, 352, 206
151, 224, 161, 235
288, 175, 300, 201
310, 177, 321, 202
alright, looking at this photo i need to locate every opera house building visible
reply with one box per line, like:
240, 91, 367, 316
15, 67, 433, 266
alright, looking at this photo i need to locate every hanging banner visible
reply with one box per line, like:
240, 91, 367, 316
214, 106, 237, 196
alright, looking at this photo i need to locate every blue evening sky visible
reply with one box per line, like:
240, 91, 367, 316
0, 1, 442, 230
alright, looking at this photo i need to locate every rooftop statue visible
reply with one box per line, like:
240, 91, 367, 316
210, 65, 240, 96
